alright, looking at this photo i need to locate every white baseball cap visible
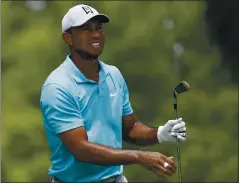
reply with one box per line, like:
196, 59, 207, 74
62, 4, 110, 33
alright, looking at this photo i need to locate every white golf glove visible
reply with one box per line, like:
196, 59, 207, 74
157, 118, 186, 143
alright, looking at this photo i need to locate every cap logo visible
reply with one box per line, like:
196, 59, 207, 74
82, 6, 94, 14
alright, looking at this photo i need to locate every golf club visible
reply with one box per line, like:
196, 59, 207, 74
173, 81, 190, 183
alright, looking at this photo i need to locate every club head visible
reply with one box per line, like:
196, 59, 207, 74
174, 81, 190, 94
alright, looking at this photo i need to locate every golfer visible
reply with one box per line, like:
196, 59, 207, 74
40, 4, 187, 183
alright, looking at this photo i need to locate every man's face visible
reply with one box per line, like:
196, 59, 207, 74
64, 19, 105, 59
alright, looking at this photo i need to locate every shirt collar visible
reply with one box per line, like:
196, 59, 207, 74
63, 54, 109, 83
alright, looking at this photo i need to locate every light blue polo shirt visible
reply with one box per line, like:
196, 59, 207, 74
40, 55, 133, 182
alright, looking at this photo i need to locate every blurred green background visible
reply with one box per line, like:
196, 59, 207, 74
1, 1, 238, 182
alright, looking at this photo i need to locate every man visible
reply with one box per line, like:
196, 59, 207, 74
40, 4, 187, 183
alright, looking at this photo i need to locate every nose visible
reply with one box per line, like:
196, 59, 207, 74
91, 29, 101, 39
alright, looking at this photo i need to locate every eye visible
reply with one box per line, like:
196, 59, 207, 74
81, 26, 90, 31
97, 25, 103, 30
76, 25, 89, 31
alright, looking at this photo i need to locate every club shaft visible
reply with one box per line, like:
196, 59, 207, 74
174, 109, 182, 183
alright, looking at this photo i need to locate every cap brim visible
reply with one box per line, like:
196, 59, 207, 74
90, 14, 109, 24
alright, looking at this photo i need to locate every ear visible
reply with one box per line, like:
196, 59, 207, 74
62, 32, 73, 46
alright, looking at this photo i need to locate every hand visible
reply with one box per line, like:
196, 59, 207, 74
137, 151, 177, 179
157, 118, 186, 143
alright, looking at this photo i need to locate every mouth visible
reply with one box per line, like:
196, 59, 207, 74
90, 42, 100, 49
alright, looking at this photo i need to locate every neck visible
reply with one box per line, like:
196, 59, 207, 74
71, 51, 100, 77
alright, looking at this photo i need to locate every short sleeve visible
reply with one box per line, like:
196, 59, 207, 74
40, 84, 84, 134
122, 77, 134, 116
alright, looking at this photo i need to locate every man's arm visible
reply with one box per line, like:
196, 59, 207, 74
59, 126, 140, 165
122, 113, 187, 146
59, 125, 177, 179
119, 70, 186, 146
122, 113, 159, 146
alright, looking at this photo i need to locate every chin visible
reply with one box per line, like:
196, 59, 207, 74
75, 49, 102, 60
90, 50, 103, 57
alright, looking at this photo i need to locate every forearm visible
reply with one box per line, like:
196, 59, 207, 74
74, 140, 139, 166
126, 121, 159, 146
